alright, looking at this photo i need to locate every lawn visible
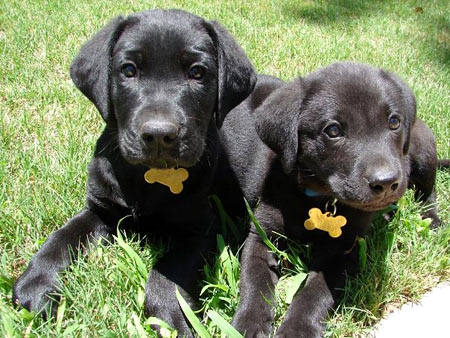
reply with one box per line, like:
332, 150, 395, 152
0, 0, 449, 337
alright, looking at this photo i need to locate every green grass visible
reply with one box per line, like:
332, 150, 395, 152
1, 0, 449, 336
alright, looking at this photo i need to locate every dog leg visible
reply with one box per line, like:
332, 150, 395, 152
232, 231, 279, 338
275, 243, 359, 338
408, 119, 440, 227
145, 237, 215, 337
13, 209, 112, 317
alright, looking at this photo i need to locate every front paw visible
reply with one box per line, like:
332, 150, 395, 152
421, 209, 441, 229
232, 310, 273, 338
13, 272, 59, 319
145, 291, 194, 338
275, 320, 323, 338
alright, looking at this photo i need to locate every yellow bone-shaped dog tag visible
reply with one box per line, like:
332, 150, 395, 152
304, 208, 347, 238
144, 168, 189, 194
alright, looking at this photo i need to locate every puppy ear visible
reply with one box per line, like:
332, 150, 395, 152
204, 21, 257, 128
254, 80, 307, 173
381, 70, 417, 154
401, 86, 416, 155
70, 16, 127, 126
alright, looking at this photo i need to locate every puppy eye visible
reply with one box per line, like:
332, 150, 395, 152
388, 116, 401, 130
121, 64, 137, 78
188, 65, 206, 80
324, 124, 342, 138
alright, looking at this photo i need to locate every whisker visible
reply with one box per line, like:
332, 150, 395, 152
185, 116, 202, 122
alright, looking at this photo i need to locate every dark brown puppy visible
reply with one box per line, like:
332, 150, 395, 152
221, 62, 442, 337
13, 9, 256, 336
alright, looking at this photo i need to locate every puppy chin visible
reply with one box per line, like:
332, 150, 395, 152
325, 174, 408, 212
333, 189, 405, 212
119, 142, 200, 168
147, 158, 198, 169
341, 200, 397, 212
125, 155, 198, 169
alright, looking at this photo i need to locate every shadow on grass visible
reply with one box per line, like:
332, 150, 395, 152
282, 0, 381, 24
281, 0, 449, 66
422, 14, 450, 65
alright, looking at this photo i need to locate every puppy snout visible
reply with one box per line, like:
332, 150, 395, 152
140, 121, 179, 148
368, 171, 400, 194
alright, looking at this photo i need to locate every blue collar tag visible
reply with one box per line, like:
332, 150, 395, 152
304, 188, 322, 197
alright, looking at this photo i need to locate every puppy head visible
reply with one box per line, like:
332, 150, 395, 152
70, 9, 255, 168
256, 62, 416, 211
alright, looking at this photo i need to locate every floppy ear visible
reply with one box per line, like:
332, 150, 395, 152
70, 16, 127, 126
203, 21, 257, 128
380, 69, 417, 155
254, 79, 307, 173
401, 85, 416, 155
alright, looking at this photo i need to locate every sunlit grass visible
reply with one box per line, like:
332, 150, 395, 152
1, 0, 449, 336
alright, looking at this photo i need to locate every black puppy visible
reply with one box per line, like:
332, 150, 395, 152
222, 62, 442, 337
13, 9, 256, 336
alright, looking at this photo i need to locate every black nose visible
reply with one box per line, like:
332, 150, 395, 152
140, 121, 179, 148
368, 171, 400, 194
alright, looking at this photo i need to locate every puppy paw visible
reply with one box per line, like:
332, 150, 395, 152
420, 209, 441, 229
275, 321, 323, 338
145, 293, 194, 338
13, 273, 59, 319
232, 312, 273, 338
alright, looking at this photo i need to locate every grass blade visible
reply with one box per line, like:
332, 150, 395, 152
2, 313, 19, 338
207, 310, 243, 338
285, 272, 308, 304
144, 317, 174, 330
115, 230, 148, 280
144, 317, 178, 337
127, 312, 149, 337
176, 287, 211, 338
244, 199, 288, 259
358, 237, 367, 271
56, 297, 66, 332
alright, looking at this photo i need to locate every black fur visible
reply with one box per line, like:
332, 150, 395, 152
222, 62, 442, 337
13, 9, 255, 337
438, 159, 450, 168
